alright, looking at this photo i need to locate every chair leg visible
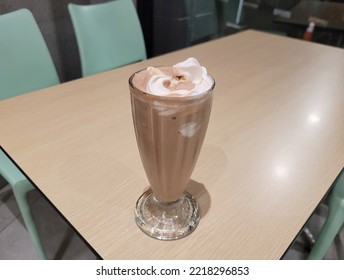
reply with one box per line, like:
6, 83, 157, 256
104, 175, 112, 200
307, 196, 344, 260
302, 227, 316, 244
12, 180, 47, 259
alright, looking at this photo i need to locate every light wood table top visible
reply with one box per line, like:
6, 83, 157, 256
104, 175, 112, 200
1, 30, 344, 259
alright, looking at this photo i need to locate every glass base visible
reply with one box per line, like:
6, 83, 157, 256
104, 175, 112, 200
135, 190, 200, 240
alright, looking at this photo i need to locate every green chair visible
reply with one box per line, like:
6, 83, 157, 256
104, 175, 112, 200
308, 170, 344, 259
68, 0, 147, 77
0, 8, 60, 259
0, 152, 46, 259
0, 9, 60, 99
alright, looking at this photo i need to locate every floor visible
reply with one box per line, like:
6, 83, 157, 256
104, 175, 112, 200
1, 175, 343, 260
283, 198, 344, 260
0, 177, 98, 260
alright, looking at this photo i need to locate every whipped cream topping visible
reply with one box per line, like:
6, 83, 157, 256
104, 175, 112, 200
146, 58, 212, 96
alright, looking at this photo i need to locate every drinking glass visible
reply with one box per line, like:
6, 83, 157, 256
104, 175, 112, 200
129, 69, 215, 240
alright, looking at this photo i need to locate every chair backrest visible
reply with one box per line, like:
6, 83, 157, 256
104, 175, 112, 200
0, 9, 60, 100
68, 0, 147, 77
224, 0, 244, 25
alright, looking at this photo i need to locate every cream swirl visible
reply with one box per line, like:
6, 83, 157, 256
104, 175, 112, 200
146, 58, 212, 96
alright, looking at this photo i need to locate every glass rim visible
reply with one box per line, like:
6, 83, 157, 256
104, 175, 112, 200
128, 67, 215, 101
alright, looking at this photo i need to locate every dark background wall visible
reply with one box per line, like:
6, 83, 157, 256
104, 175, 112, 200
0, 0, 218, 82
0, 0, 108, 82
4, 1, 335, 83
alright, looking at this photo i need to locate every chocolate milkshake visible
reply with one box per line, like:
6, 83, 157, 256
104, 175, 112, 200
129, 58, 215, 240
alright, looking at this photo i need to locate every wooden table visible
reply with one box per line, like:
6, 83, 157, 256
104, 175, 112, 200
274, 1, 344, 31
1, 30, 344, 259
274, 1, 344, 47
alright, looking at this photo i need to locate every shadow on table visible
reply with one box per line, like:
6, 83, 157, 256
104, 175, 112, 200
186, 180, 211, 219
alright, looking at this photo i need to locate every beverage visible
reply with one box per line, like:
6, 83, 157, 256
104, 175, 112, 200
129, 58, 215, 240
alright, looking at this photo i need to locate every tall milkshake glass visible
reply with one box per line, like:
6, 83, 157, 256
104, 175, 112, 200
129, 66, 215, 240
